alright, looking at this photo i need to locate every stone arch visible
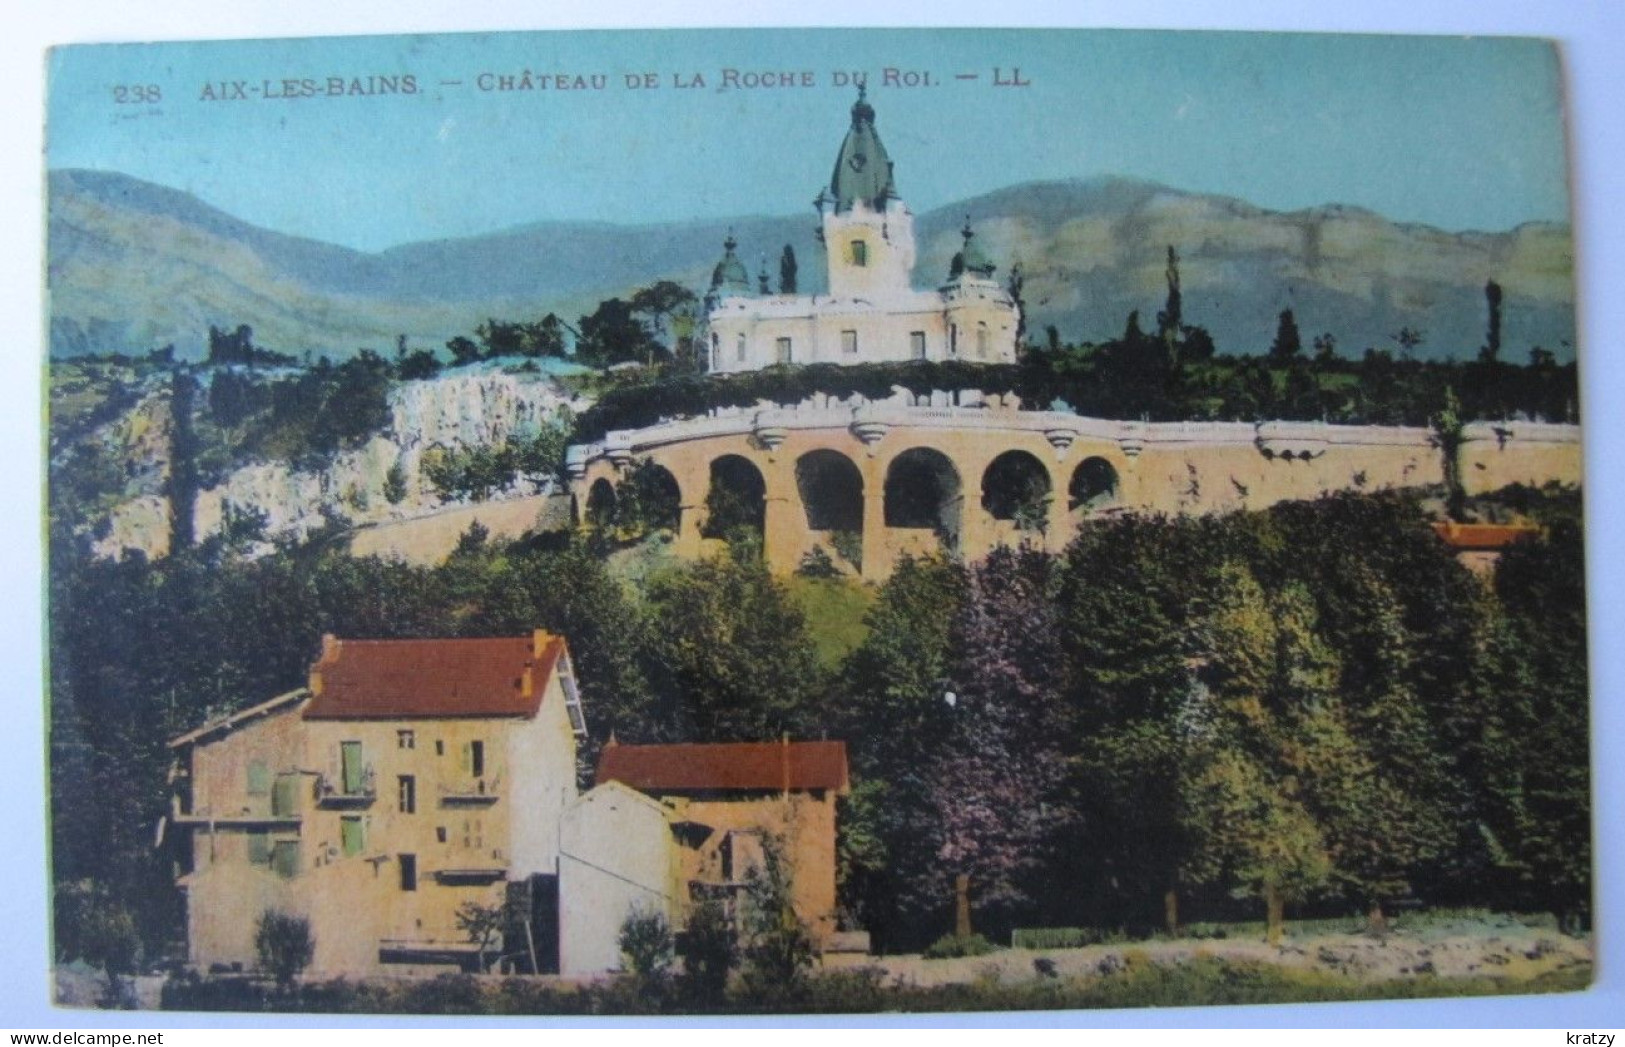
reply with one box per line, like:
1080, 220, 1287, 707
796, 449, 865, 568
703, 453, 766, 541
585, 477, 617, 528
885, 447, 963, 552
1070, 456, 1120, 513
981, 449, 1053, 530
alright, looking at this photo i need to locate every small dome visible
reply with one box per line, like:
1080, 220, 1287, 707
709, 233, 753, 296
955, 219, 996, 278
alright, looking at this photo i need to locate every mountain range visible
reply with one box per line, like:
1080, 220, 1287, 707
47, 168, 1576, 364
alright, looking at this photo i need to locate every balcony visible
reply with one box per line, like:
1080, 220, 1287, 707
432, 867, 507, 885
438, 776, 500, 808
317, 767, 376, 808
168, 795, 301, 830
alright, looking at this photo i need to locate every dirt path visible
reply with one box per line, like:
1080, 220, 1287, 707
869, 922, 1592, 989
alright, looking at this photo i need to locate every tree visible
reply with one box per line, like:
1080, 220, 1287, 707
255, 909, 314, 989
643, 553, 826, 741
578, 298, 658, 367
1431, 386, 1467, 521
1479, 280, 1504, 363
1157, 246, 1183, 352
1269, 309, 1302, 362
679, 901, 737, 1003
1390, 326, 1426, 361
619, 906, 676, 982
914, 549, 1068, 936
630, 281, 698, 365
446, 336, 482, 367
778, 245, 798, 294
455, 899, 514, 973
476, 319, 526, 358
738, 837, 814, 998
531, 313, 569, 358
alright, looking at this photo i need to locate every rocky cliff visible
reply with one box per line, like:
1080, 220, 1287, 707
88, 370, 584, 560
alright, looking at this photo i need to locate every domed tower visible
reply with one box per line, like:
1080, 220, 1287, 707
943, 218, 1020, 362
705, 232, 753, 311
817, 87, 917, 299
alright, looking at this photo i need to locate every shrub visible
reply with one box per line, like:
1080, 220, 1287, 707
797, 546, 841, 579
254, 909, 313, 988
619, 906, 675, 980
678, 901, 737, 1004
923, 932, 997, 959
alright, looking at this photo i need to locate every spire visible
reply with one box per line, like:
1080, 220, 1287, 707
829, 85, 897, 212
709, 231, 753, 296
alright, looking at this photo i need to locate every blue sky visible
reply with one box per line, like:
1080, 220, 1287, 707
47, 28, 1569, 251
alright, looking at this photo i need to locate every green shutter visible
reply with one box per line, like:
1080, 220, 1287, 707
271, 774, 299, 817
341, 741, 364, 794
341, 816, 364, 857
247, 830, 271, 864
246, 761, 270, 796
271, 840, 300, 879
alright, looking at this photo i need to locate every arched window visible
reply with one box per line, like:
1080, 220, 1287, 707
976, 322, 991, 359
981, 450, 1052, 531
1070, 457, 1120, 513
703, 454, 766, 545
885, 448, 963, 552
797, 450, 865, 570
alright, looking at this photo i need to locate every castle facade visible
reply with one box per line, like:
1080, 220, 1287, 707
702, 89, 1020, 374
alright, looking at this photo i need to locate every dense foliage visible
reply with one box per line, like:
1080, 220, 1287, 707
47, 480, 1588, 970
572, 348, 1577, 444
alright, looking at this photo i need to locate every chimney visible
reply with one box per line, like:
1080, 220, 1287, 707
310, 634, 339, 695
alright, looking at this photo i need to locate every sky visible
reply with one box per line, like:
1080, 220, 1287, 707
46, 28, 1571, 251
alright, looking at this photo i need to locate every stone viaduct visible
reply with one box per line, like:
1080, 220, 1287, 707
565, 392, 1581, 581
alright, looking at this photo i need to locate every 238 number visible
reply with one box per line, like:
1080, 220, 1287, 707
113, 84, 162, 104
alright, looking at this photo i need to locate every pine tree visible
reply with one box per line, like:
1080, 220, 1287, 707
1269, 309, 1302, 362
779, 245, 798, 294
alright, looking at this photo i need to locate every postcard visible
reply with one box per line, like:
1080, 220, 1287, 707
43, 26, 1591, 1016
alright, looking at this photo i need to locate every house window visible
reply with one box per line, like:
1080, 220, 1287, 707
461, 819, 484, 849
399, 854, 417, 892
271, 774, 299, 818
435, 740, 444, 756
949, 324, 959, 356
340, 741, 364, 794
271, 840, 300, 879
246, 760, 270, 796
463, 740, 485, 779
842, 330, 858, 355
710, 333, 719, 370
341, 816, 365, 857
910, 331, 926, 360
776, 337, 792, 365
247, 829, 271, 865
850, 239, 868, 267
397, 729, 415, 750
736, 333, 746, 362
436, 827, 447, 844
398, 775, 416, 814
977, 323, 991, 359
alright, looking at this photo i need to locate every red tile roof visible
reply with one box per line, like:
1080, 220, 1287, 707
596, 740, 849, 794
1432, 521, 1541, 551
301, 632, 565, 720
